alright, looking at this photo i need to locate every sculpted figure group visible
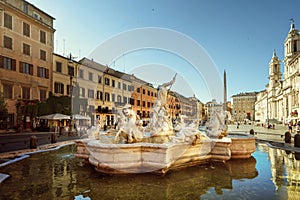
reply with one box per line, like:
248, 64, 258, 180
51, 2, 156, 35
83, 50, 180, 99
112, 74, 225, 144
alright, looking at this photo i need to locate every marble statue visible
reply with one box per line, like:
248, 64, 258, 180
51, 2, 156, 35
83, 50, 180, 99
114, 105, 144, 143
206, 107, 228, 138
87, 119, 100, 139
150, 74, 176, 137
172, 116, 207, 144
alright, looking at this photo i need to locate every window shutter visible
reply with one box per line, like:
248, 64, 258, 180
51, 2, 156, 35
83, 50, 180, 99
0, 56, 3, 68
29, 64, 33, 75
12, 59, 16, 71
46, 69, 49, 79
37, 66, 40, 77
19, 62, 23, 73
62, 84, 64, 94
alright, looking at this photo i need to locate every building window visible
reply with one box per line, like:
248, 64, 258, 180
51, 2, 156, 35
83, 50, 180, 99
23, 22, 30, 37
68, 66, 74, 76
137, 100, 140, 106
89, 72, 93, 81
96, 91, 103, 100
40, 30, 46, 44
37, 67, 49, 78
142, 101, 146, 107
67, 85, 71, 96
112, 94, 115, 102
54, 82, 64, 94
137, 88, 140, 93
79, 69, 84, 79
147, 102, 150, 108
105, 92, 110, 101
117, 95, 122, 103
128, 85, 134, 92
89, 105, 95, 113
20, 62, 33, 75
148, 91, 150, 96
143, 89, 145, 94
40, 89, 46, 102
118, 82, 121, 89
112, 80, 115, 87
80, 88, 85, 97
123, 96, 127, 104
23, 3, 28, 13
3, 83, 13, 98
129, 98, 134, 105
105, 77, 110, 86
123, 83, 127, 91
56, 62, 62, 72
98, 75, 102, 83
23, 43, 30, 55
4, 36, 12, 49
22, 87, 30, 100
4, 13, 12, 29
2, 57, 16, 71
40, 50, 46, 61
88, 89, 94, 99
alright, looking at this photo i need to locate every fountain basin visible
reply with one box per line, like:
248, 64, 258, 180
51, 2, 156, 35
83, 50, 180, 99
228, 133, 256, 159
75, 137, 232, 174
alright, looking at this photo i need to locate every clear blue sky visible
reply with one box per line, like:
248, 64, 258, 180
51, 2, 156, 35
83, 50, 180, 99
28, 0, 300, 103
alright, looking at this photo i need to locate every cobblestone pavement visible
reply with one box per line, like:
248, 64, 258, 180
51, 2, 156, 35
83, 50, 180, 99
228, 124, 291, 142
0, 124, 294, 160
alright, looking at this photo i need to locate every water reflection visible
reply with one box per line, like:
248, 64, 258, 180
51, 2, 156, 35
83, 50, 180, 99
0, 144, 299, 199
267, 145, 300, 199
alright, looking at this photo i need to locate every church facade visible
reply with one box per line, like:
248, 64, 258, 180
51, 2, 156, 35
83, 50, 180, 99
255, 20, 300, 124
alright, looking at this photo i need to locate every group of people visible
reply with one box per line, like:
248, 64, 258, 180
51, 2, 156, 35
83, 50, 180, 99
284, 121, 300, 147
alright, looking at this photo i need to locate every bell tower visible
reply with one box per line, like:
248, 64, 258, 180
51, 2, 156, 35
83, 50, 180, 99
284, 19, 300, 61
268, 50, 281, 90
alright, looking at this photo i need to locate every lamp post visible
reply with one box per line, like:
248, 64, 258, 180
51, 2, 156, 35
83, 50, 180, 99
69, 74, 73, 134
266, 91, 269, 127
68, 53, 77, 135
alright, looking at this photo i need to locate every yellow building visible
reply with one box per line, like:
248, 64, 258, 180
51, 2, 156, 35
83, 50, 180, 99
0, 0, 55, 129
232, 92, 257, 122
79, 58, 134, 128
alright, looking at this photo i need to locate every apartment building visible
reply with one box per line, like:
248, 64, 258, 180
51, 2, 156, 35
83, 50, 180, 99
79, 58, 134, 128
232, 92, 257, 122
131, 75, 157, 124
0, 0, 55, 129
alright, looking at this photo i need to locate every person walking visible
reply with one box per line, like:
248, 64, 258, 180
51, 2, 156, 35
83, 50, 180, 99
288, 122, 293, 133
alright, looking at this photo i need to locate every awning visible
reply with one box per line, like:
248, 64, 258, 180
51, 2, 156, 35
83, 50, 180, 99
38, 113, 70, 120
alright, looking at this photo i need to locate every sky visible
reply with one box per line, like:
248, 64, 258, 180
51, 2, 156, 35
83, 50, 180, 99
27, 0, 300, 103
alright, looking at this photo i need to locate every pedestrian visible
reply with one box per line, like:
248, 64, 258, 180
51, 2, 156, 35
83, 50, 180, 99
296, 121, 300, 133
288, 122, 293, 132
294, 132, 300, 148
284, 131, 292, 143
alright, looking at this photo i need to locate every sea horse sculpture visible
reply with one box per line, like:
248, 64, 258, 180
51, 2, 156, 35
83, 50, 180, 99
206, 107, 228, 138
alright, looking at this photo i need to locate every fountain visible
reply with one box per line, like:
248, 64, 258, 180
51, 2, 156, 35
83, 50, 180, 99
75, 75, 255, 174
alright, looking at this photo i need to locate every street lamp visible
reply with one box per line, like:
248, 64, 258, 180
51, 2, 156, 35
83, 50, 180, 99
68, 53, 77, 134
266, 90, 269, 127
69, 74, 74, 134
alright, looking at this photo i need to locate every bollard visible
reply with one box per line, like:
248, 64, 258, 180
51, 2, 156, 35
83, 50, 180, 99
51, 133, 57, 143
30, 135, 37, 149
294, 133, 300, 147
